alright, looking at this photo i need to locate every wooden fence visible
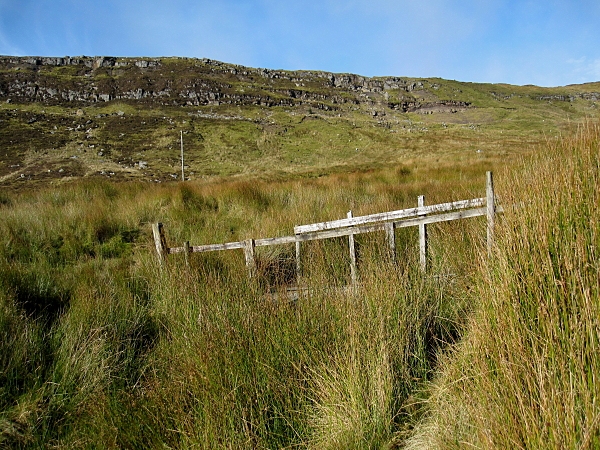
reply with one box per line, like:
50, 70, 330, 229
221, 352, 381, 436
153, 171, 501, 284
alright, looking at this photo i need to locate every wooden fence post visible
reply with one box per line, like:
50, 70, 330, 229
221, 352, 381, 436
242, 239, 257, 279
152, 222, 168, 265
295, 239, 302, 283
385, 222, 396, 263
183, 241, 190, 267
486, 171, 495, 256
418, 196, 428, 272
348, 211, 358, 285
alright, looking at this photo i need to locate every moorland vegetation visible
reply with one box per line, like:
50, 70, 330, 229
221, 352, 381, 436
0, 56, 598, 448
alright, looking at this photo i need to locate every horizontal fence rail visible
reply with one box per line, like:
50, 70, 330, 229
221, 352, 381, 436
293, 198, 486, 234
153, 171, 501, 284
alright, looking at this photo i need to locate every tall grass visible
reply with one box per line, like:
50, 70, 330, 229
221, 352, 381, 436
405, 121, 600, 448
0, 163, 490, 448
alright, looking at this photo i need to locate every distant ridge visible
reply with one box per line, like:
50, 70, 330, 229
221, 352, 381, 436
0, 55, 598, 188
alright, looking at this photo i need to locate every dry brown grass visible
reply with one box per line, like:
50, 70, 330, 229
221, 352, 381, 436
405, 121, 600, 449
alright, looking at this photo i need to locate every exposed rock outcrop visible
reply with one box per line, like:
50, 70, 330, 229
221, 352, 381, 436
0, 56, 470, 113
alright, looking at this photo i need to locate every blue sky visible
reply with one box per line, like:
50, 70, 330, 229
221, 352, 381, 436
0, 0, 599, 86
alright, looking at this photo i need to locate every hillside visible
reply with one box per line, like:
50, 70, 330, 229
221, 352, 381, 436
1, 55, 599, 188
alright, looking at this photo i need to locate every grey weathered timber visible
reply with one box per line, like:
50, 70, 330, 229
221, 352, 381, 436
385, 222, 396, 263
418, 195, 428, 272
242, 239, 256, 279
169, 235, 298, 254
165, 207, 489, 256
295, 239, 302, 281
184, 241, 190, 267
155, 173, 500, 280
189, 241, 245, 253
348, 211, 358, 285
486, 171, 495, 255
294, 207, 487, 242
294, 198, 485, 234
152, 223, 168, 264
395, 207, 487, 229
295, 222, 386, 242
255, 235, 297, 247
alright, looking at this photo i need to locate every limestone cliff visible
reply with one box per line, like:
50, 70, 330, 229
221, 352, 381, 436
0, 56, 469, 114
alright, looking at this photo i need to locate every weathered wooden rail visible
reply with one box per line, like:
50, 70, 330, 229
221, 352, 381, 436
153, 172, 501, 283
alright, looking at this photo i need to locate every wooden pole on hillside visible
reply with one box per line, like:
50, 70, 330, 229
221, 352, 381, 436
385, 222, 396, 264
242, 239, 257, 279
295, 239, 302, 284
184, 241, 190, 267
152, 223, 168, 265
418, 196, 428, 272
180, 130, 185, 181
348, 211, 358, 286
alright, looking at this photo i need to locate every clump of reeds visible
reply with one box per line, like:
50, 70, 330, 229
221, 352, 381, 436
406, 121, 600, 449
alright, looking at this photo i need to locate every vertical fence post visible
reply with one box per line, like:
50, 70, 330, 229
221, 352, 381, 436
242, 239, 256, 279
295, 238, 302, 284
418, 196, 428, 273
486, 171, 495, 256
183, 241, 190, 267
347, 211, 358, 286
385, 222, 396, 263
152, 222, 168, 265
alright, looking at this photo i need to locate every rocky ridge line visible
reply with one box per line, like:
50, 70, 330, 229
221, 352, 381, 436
0, 56, 470, 114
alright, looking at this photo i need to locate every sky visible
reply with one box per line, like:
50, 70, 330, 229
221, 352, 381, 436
0, 0, 599, 87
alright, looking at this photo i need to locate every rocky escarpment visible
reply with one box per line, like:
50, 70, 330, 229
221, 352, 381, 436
0, 56, 470, 114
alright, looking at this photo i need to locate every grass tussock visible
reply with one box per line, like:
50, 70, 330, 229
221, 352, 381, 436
405, 121, 600, 449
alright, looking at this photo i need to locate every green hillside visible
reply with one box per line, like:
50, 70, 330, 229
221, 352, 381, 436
1, 56, 599, 189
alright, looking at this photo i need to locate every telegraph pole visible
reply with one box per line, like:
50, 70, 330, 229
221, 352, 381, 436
180, 130, 185, 181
